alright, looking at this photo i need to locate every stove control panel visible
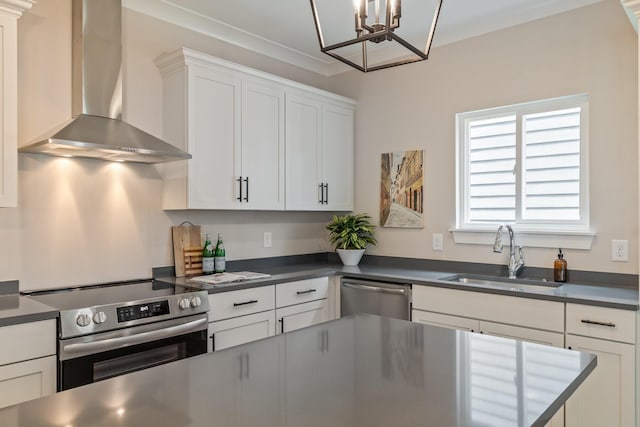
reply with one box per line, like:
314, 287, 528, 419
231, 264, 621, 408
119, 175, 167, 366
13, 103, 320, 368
55, 289, 210, 339
117, 300, 170, 323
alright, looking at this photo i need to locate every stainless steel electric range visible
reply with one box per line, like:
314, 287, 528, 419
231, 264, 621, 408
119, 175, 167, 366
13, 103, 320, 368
24, 280, 209, 391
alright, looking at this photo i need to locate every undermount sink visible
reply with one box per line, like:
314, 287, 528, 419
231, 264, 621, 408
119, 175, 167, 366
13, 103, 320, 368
440, 274, 561, 293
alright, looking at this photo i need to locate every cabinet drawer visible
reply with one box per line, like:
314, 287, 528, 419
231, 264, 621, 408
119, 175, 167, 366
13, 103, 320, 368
209, 285, 275, 322
413, 285, 564, 332
566, 303, 636, 344
276, 277, 329, 308
0, 320, 56, 366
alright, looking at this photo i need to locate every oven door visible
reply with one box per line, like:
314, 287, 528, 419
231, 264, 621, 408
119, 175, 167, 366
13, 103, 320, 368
59, 314, 208, 391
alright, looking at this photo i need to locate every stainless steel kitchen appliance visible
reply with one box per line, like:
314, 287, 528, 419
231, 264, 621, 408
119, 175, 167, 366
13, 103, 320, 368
24, 280, 209, 391
340, 278, 411, 320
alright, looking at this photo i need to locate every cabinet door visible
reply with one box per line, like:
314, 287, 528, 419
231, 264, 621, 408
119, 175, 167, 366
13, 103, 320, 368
209, 310, 276, 352
0, 356, 56, 409
240, 79, 285, 210
565, 335, 635, 427
412, 309, 479, 332
276, 299, 329, 335
321, 103, 354, 211
187, 66, 241, 209
285, 93, 322, 210
0, 11, 18, 207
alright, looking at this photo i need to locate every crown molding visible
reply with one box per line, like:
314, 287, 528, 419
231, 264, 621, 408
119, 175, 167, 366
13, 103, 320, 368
621, 0, 640, 31
0, 0, 34, 17
123, 0, 337, 76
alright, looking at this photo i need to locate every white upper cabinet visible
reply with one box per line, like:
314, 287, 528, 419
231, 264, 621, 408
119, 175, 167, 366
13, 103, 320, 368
240, 78, 285, 210
285, 92, 355, 211
285, 93, 322, 210
0, 1, 34, 207
321, 103, 354, 211
156, 48, 355, 211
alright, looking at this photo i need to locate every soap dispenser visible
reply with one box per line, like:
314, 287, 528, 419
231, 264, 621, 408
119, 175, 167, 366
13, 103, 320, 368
554, 249, 567, 282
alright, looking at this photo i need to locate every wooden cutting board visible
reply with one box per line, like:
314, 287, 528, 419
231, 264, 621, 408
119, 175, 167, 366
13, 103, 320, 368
172, 222, 202, 277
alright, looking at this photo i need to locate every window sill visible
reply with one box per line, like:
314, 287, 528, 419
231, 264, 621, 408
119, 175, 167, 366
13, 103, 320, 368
450, 228, 596, 250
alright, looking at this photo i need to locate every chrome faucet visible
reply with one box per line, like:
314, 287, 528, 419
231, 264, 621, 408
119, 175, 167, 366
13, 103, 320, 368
493, 225, 525, 279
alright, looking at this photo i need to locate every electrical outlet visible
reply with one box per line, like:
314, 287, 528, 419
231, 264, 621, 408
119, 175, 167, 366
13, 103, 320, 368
611, 239, 629, 262
432, 233, 443, 251
264, 232, 272, 248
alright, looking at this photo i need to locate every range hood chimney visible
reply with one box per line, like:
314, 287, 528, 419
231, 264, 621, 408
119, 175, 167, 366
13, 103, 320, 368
19, 0, 191, 164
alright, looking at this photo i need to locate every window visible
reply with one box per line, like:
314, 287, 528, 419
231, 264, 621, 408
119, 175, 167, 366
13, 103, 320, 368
456, 95, 590, 237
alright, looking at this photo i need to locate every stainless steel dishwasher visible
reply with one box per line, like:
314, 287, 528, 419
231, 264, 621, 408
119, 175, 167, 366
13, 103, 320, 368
340, 278, 411, 320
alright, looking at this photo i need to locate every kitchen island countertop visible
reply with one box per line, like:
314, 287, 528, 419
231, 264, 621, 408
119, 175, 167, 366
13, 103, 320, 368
0, 314, 596, 427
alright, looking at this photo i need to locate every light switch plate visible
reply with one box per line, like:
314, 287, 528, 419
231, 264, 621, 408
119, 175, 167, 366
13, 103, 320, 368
432, 233, 443, 251
611, 239, 628, 262
264, 232, 272, 248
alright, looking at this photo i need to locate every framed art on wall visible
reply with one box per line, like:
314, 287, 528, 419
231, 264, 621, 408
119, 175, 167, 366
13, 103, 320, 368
380, 150, 424, 228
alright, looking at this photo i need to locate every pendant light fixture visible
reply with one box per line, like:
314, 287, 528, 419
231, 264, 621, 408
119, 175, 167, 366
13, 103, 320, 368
309, 0, 442, 72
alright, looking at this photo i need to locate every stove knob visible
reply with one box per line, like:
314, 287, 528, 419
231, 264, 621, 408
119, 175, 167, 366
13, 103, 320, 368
76, 314, 91, 327
178, 298, 191, 310
93, 311, 107, 324
190, 296, 202, 308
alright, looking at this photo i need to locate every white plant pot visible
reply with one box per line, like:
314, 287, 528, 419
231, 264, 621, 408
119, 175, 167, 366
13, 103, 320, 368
336, 249, 365, 266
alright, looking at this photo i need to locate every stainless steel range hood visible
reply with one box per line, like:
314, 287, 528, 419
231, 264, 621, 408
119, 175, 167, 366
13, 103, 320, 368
19, 0, 191, 164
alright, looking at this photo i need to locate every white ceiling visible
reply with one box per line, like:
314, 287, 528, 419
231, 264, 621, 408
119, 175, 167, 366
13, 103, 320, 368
124, 0, 605, 76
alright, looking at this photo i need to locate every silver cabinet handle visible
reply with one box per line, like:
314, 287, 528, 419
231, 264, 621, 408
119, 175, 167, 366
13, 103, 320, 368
63, 317, 207, 354
581, 319, 616, 328
342, 282, 407, 295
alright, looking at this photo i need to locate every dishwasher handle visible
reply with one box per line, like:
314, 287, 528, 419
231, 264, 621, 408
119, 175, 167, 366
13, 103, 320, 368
342, 281, 408, 295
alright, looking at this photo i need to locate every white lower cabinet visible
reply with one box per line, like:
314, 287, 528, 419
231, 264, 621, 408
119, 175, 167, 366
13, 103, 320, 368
412, 310, 479, 332
276, 277, 331, 335
0, 319, 56, 408
208, 286, 276, 352
0, 356, 56, 409
208, 278, 333, 351
276, 299, 328, 335
564, 303, 636, 427
209, 310, 276, 352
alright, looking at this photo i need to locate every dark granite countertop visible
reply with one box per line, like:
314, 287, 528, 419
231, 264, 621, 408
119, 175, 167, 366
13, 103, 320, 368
0, 314, 596, 427
157, 261, 640, 311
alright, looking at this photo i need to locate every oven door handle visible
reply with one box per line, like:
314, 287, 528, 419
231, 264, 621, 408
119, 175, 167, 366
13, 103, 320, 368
62, 317, 208, 355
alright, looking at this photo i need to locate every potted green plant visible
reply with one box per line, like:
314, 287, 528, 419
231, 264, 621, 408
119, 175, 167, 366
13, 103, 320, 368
326, 213, 377, 266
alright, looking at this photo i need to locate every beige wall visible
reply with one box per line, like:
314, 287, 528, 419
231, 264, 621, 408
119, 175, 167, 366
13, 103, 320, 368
6, 1, 334, 290
1, 0, 637, 290
326, 1, 639, 274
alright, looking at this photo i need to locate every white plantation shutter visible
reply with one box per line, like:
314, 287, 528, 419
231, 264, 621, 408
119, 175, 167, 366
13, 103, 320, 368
468, 115, 516, 223
523, 108, 581, 220
458, 95, 588, 231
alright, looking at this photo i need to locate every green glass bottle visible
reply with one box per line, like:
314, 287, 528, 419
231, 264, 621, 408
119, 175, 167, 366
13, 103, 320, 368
202, 233, 214, 275
214, 233, 226, 273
